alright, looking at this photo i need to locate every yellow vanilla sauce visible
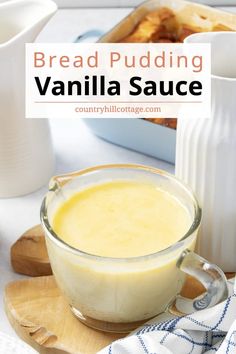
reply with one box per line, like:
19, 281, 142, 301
52, 180, 191, 257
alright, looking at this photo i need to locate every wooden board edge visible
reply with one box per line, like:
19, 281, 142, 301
4, 284, 69, 354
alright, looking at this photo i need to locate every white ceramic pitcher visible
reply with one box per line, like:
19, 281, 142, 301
0, 0, 57, 197
176, 32, 236, 272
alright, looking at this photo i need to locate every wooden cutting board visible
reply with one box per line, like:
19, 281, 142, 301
4, 275, 208, 354
7, 225, 234, 354
4, 275, 207, 354
11, 225, 52, 277
5, 276, 124, 354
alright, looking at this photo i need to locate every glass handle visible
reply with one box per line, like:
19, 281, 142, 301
168, 250, 228, 315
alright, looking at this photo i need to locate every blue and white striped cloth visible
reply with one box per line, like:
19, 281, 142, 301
98, 277, 236, 354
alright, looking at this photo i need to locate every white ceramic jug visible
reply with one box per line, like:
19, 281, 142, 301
0, 0, 57, 197
176, 32, 236, 272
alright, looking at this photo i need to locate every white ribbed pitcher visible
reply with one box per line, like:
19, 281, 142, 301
0, 0, 57, 197
176, 32, 236, 272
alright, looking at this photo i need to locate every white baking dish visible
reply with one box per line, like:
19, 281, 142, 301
99, 0, 236, 43
83, 0, 236, 163
84, 118, 176, 163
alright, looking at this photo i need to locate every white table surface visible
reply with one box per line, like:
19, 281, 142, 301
0, 4, 235, 343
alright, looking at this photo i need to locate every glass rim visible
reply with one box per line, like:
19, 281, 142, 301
40, 163, 202, 263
